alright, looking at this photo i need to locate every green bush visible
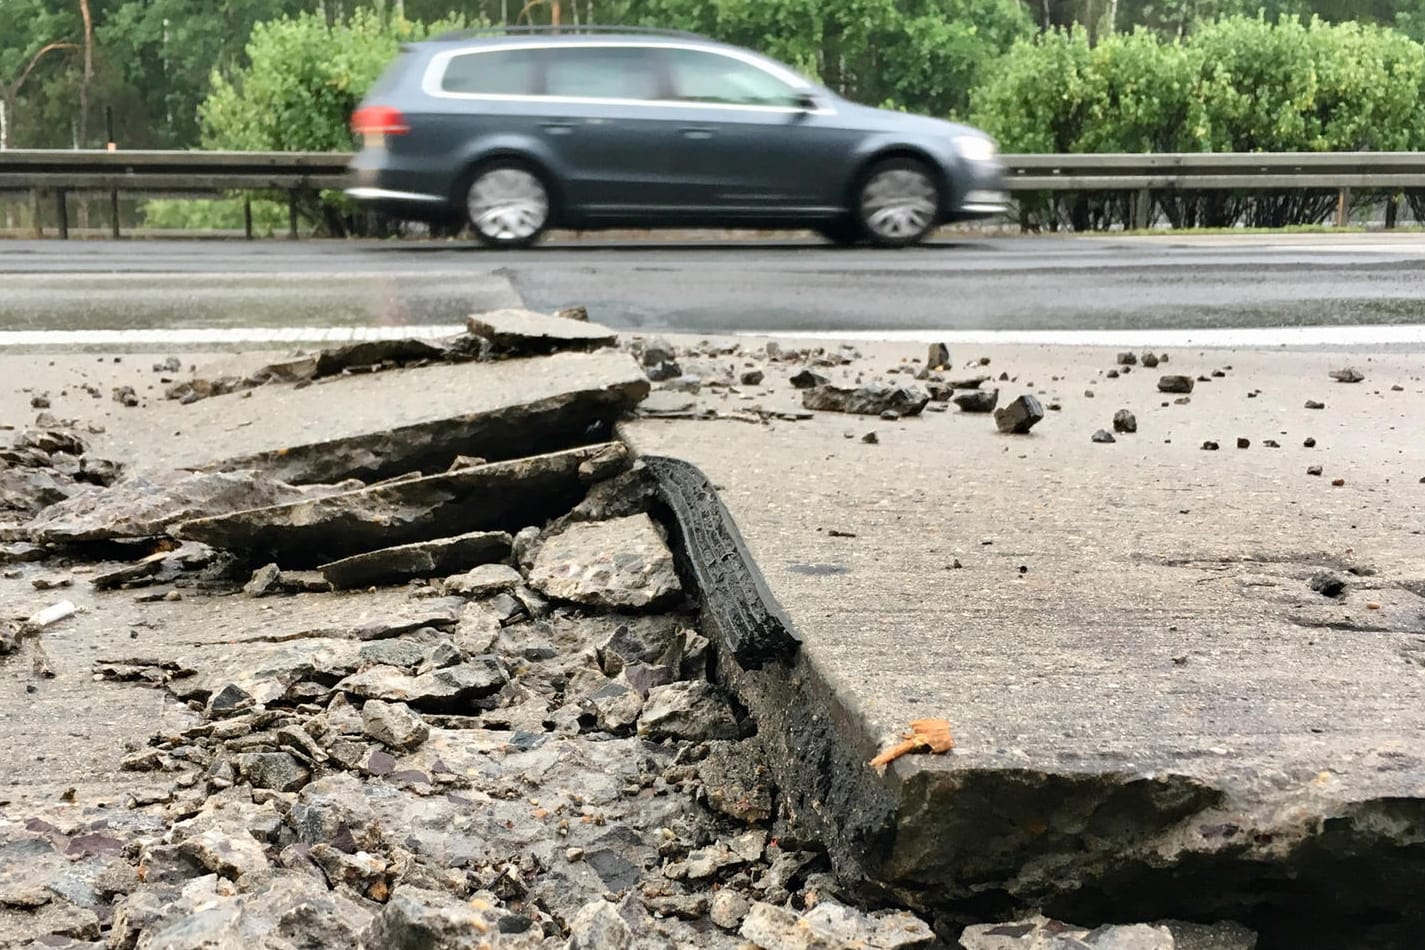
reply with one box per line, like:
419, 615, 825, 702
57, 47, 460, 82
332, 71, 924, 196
186, 8, 469, 236
970, 16, 1425, 230
140, 197, 290, 235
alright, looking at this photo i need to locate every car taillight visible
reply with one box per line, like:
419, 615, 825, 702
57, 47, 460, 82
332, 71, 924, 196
351, 105, 409, 135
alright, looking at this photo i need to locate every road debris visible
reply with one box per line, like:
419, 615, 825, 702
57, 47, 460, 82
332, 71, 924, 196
869, 718, 955, 769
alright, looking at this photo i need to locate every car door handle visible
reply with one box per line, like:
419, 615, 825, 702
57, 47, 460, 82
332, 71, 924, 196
541, 122, 575, 135
680, 127, 715, 140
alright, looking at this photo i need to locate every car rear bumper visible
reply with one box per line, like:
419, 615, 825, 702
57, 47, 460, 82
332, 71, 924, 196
346, 158, 456, 222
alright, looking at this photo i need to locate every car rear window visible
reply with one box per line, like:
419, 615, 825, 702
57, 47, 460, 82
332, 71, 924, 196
440, 48, 540, 95
540, 46, 662, 100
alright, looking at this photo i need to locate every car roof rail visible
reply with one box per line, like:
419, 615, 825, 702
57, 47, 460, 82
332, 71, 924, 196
430, 24, 706, 41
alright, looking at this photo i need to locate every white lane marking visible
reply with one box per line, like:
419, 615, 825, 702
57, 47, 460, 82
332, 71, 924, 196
0, 326, 468, 347
2, 323, 1423, 349
742, 325, 1425, 348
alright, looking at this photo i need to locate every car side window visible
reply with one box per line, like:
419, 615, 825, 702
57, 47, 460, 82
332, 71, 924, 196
440, 48, 540, 95
539, 47, 663, 101
663, 49, 802, 107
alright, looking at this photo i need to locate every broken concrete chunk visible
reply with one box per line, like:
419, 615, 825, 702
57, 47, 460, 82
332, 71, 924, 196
528, 514, 682, 610
243, 563, 283, 597
361, 700, 430, 752
336, 658, 506, 710
959, 915, 1174, 950
577, 442, 632, 484
953, 390, 999, 413
314, 338, 450, 378
790, 369, 830, 389
465, 308, 618, 354
235, 752, 310, 792
1157, 375, 1195, 394
318, 530, 513, 590
26, 470, 355, 544
994, 395, 1045, 434
595, 616, 685, 677
638, 681, 738, 741
803, 383, 930, 417
177, 444, 615, 567
445, 562, 523, 598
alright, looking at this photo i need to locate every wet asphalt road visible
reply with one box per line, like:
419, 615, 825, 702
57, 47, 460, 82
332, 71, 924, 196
2, 235, 1425, 333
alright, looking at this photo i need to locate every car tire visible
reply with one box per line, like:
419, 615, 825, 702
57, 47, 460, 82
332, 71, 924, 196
854, 157, 941, 248
815, 217, 863, 246
464, 159, 552, 249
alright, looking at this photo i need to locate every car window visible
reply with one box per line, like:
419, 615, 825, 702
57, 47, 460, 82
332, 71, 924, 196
663, 49, 802, 107
440, 48, 540, 95
539, 47, 662, 101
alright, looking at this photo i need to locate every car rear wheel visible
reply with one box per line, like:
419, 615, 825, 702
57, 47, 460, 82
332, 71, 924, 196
465, 161, 551, 248
855, 158, 940, 247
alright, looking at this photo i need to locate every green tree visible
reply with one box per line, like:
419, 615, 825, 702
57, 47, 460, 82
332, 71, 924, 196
195, 7, 467, 234
635, 0, 1032, 118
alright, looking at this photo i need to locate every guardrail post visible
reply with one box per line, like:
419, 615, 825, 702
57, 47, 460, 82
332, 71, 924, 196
1132, 188, 1150, 231
110, 189, 120, 239
1335, 188, 1351, 228
55, 188, 68, 240
30, 189, 43, 238
243, 196, 254, 240
1386, 195, 1400, 230
287, 189, 298, 240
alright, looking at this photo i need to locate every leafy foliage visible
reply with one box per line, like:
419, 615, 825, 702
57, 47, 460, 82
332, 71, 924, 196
633, 0, 1032, 118
972, 15, 1425, 229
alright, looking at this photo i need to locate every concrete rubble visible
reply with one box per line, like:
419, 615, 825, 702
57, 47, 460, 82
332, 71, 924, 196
3, 318, 1423, 948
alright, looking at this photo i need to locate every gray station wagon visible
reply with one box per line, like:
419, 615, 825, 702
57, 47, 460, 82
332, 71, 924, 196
347, 27, 1009, 247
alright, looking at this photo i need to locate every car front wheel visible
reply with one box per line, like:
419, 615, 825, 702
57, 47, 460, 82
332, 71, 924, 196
855, 158, 940, 247
465, 161, 551, 248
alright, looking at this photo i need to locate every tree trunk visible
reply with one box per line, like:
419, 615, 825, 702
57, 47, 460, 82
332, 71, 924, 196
78, 0, 94, 148
0, 98, 8, 150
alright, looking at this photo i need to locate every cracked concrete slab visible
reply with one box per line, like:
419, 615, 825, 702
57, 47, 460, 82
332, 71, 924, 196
89, 349, 649, 483
625, 339, 1425, 942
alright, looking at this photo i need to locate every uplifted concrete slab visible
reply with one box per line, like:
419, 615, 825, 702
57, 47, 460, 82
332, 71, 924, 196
625, 339, 1425, 942
175, 442, 620, 567
466, 308, 618, 353
90, 350, 649, 484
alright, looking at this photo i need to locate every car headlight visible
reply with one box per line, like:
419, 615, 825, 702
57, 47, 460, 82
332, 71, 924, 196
954, 135, 998, 163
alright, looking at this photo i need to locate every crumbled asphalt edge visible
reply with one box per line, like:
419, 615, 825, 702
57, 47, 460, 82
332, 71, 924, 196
636, 450, 907, 907
640, 456, 799, 669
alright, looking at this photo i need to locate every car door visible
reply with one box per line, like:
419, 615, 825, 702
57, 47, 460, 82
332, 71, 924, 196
527, 44, 683, 216
654, 47, 862, 215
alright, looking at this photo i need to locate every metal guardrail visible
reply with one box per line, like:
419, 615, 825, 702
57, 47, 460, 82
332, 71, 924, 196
3, 148, 1424, 238
0, 150, 349, 239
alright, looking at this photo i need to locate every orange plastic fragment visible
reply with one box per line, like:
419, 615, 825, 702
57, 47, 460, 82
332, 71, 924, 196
869, 718, 955, 768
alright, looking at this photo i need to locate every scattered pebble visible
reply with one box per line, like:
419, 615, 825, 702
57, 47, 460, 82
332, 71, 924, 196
1330, 367, 1365, 383
1305, 400, 1325, 410
1202, 441, 1220, 451
1237, 438, 1250, 449
1308, 465, 1324, 476
1112, 409, 1137, 434
1091, 429, 1116, 444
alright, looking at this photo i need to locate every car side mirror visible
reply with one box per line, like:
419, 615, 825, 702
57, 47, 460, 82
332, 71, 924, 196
794, 93, 821, 112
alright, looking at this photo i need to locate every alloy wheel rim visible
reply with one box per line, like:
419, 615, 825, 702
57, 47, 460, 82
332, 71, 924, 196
860, 168, 936, 239
468, 168, 548, 241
